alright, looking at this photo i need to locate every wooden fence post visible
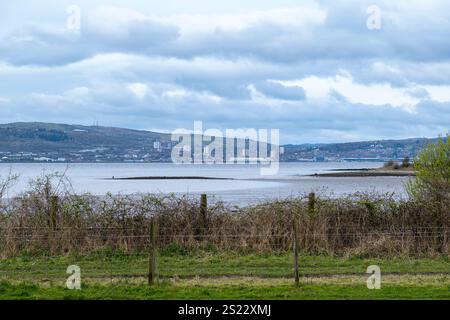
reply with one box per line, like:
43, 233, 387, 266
49, 195, 58, 231
200, 194, 208, 231
148, 218, 158, 285
440, 198, 448, 253
293, 217, 300, 286
195, 194, 208, 241
308, 192, 316, 214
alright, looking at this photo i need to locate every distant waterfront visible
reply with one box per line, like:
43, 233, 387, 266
0, 162, 410, 205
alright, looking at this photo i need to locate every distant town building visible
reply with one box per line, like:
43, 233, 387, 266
314, 156, 326, 162
153, 141, 161, 151
33, 157, 52, 162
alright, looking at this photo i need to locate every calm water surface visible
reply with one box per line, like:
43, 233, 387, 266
0, 162, 410, 205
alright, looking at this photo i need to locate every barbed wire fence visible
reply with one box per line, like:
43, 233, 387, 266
0, 193, 449, 288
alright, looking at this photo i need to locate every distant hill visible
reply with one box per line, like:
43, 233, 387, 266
0, 122, 441, 162
283, 137, 440, 161
0, 122, 172, 162
0, 122, 171, 152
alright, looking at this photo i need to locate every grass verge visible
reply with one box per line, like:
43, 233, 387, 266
0, 252, 448, 299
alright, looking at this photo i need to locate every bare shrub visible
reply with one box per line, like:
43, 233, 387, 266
0, 174, 448, 258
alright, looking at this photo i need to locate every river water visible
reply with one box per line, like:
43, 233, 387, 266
0, 162, 411, 205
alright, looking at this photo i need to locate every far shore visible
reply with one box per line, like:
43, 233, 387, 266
104, 176, 234, 180
310, 168, 416, 177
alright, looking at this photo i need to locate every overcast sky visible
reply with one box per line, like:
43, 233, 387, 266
0, 0, 449, 143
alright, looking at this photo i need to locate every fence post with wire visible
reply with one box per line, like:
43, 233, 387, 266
148, 217, 158, 285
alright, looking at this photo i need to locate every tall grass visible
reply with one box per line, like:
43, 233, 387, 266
0, 173, 448, 258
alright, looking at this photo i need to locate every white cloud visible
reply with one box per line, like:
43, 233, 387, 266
31, 87, 89, 106
127, 83, 149, 100
164, 7, 326, 35
278, 74, 422, 111
423, 85, 450, 103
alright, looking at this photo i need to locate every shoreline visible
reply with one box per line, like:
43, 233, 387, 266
310, 169, 416, 177
103, 176, 234, 180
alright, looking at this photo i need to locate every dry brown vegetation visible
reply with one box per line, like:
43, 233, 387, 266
0, 172, 448, 259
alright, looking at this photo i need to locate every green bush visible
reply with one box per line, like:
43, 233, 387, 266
407, 135, 450, 202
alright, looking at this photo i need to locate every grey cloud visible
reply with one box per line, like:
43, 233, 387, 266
0, 18, 180, 66
0, 27, 88, 66
254, 81, 306, 100
407, 87, 430, 99
3, 80, 448, 143
1, 1, 450, 67
83, 19, 179, 51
